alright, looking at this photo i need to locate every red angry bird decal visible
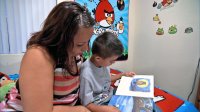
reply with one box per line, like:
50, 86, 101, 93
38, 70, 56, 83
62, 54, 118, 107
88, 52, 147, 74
95, 0, 114, 27
161, 0, 172, 6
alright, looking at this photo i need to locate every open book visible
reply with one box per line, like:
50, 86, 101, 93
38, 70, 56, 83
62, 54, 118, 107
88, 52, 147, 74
115, 75, 154, 98
108, 95, 153, 112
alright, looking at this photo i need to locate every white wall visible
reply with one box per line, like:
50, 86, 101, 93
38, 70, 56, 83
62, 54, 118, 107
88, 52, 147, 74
112, 0, 200, 103
0, 54, 23, 74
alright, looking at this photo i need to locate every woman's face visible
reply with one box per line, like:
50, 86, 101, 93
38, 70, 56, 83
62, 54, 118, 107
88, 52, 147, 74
71, 27, 94, 57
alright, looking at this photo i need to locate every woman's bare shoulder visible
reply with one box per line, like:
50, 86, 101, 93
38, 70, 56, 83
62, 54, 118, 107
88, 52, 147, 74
20, 46, 55, 74
24, 46, 54, 65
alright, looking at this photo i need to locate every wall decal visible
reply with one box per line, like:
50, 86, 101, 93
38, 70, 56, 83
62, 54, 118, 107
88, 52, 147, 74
185, 27, 193, 33
168, 25, 177, 34
156, 28, 164, 35
157, 0, 178, 11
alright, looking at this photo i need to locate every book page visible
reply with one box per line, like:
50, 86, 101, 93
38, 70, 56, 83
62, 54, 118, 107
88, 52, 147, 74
115, 75, 154, 98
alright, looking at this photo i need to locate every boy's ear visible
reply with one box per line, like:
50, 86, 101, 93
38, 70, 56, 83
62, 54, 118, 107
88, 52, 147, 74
95, 56, 102, 61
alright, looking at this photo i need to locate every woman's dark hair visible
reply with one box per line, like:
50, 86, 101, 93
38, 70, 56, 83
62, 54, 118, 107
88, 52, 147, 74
92, 32, 124, 59
27, 1, 95, 75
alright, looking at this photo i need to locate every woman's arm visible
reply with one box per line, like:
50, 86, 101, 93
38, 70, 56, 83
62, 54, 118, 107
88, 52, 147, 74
86, 103, 120, 112
19, 47, 54, 112
53, 105, 90, 112
19, 47, 90, 112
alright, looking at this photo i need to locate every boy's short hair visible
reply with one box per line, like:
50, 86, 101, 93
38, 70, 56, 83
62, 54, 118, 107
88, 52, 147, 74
92, 32, 124, 59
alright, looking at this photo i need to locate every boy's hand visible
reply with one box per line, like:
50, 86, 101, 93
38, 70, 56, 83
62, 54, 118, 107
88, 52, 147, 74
121, 72, 135, 77
111, 71, 136, 82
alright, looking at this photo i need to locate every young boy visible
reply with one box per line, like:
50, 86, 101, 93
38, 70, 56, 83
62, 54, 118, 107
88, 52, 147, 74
79, 32, 135, 112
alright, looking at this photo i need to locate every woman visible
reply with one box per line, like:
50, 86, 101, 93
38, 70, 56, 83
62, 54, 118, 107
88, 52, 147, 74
18, 1, 95, 112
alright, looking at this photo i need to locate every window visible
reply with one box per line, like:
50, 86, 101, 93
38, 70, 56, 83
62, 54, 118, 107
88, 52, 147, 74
0, 0, 56, 54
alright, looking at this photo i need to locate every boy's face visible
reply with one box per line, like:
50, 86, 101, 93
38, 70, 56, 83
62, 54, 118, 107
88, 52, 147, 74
97, 55, 119, 67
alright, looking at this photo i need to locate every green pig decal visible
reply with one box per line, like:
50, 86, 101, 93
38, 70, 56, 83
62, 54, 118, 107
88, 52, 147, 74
168, 25, 177, 34
156, 28, 164, 35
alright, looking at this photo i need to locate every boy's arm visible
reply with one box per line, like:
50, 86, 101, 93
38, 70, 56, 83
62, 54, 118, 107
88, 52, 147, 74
79, 77, 94, 106
111, 74, 122, 82
86, 103, 120, 112
111, 72, 136, 82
